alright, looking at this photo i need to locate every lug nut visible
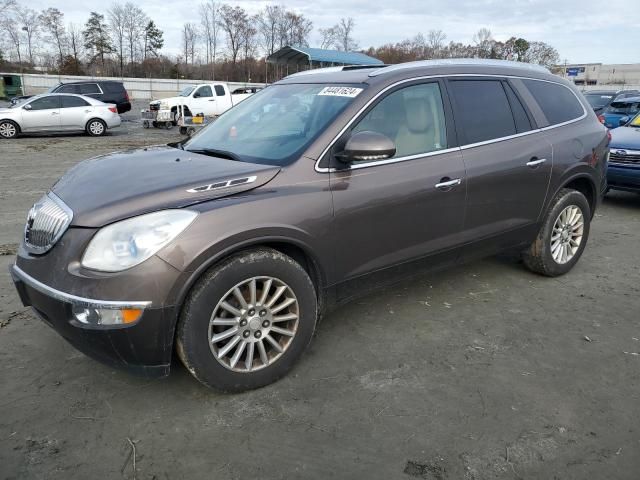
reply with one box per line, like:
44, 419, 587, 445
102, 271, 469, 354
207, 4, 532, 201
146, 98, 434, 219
240, 319, 247, 327
248, 309, 255, 316
262, 320, 270, 328
259, 309, 267, 317
243, 330, 250, 338
254, 331, 262, 338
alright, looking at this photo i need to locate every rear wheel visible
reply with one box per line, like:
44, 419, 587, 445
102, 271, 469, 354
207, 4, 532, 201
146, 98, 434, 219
176, 248, 317, 392
86, 119, 106, 136
523, 188, 591, 276
0, 120, 19, 139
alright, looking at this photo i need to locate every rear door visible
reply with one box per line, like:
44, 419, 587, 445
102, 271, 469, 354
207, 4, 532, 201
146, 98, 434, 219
59, 95, 92, 129
21, 96, 61, 131
214, 84, 232, 114
329, 80, 467, 283
447, 78, 552, 251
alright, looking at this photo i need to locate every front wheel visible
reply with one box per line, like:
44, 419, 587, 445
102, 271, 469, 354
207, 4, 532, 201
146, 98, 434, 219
176, 248, 317, 392
0, 120, 19, 139
86, 119, 107, 136
523, 188, 591, 277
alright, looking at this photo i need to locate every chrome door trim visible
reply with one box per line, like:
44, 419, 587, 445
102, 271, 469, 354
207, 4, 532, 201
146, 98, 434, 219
314, 74, 587, 173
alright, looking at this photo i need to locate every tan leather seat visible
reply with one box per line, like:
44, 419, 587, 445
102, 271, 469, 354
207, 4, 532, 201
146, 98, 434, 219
394, 94, 444, 157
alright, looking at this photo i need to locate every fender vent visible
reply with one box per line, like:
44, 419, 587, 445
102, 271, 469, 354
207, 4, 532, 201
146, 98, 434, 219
187, 176, 257, 193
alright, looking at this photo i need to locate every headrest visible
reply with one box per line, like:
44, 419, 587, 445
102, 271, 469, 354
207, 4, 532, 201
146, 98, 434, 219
404, 97, 431, 133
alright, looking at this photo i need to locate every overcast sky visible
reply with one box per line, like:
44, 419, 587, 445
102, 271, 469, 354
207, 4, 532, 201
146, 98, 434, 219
27, 0, 640, 64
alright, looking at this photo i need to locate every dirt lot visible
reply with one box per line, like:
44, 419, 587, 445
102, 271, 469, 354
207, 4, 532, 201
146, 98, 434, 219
1, 103, 639, 479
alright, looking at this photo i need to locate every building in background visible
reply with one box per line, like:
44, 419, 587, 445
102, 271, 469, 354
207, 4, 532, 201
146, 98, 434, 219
557, 63, 640, 87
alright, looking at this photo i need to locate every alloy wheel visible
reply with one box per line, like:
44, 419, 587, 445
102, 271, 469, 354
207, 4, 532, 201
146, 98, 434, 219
550, 205, 584, 264
0, 122, 17, 138
208, 276, 299, 372
89, 121, 104, 135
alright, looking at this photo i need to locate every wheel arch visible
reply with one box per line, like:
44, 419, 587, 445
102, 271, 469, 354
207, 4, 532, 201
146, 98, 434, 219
0, 118, 21, 134
547, 168, 598, 218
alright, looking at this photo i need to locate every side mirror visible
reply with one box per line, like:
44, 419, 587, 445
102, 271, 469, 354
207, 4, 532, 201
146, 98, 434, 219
337, 131, 396, 163
193, 92, 201, 98
619, 116, 630, 127
23, 104, 32, 110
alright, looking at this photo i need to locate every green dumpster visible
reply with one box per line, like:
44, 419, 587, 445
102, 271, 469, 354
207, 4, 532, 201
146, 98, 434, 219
2, 75, 23, 99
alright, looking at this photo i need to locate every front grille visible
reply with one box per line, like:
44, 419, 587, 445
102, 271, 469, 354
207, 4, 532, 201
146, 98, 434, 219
610, 149, 640, 166
24, 193, 73, 254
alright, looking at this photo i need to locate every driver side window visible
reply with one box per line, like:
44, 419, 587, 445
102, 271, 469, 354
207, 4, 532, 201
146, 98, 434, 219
28, 96, 61, 110
351, 82, 447, 161
195, 86, 213, 98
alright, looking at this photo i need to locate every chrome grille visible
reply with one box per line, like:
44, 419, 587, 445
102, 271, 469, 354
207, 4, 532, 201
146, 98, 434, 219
610, 149, 640, 165
24, 193, 73, 254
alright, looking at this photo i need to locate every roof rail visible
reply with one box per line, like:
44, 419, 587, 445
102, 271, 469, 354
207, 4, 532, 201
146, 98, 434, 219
285, 64, 387, 79
369, 58, 551, 77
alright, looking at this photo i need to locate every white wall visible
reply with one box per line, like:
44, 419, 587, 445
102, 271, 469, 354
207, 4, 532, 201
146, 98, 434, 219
3, 73, 265, 100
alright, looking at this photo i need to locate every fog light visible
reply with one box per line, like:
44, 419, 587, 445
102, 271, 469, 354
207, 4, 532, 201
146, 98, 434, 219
72, 306, 142, 326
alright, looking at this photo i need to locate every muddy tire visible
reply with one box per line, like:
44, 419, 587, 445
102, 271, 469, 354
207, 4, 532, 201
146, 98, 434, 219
523, 188, 591, 277
176, 248, 317, 392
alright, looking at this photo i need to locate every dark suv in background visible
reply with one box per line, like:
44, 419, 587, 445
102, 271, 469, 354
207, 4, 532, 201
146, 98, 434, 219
11, 59, 608, 392
11, 80, 131, 114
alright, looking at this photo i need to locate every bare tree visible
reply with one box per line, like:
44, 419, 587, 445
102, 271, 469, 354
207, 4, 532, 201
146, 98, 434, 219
39, 8, 66, 68
16, 6, 40, 66
182, 23, 198, 65
473, 28, 493, 58
123, 3, 148, 68
218, 4, 248, 68
108, 3, 126, 75
67, 22, 83, 73
199, 0, 221, 78
321, 17, 358, 51
426, 30, 446, 58
256, 4, 282, 56
283, 12, 312, 47
0, 1, 22, 65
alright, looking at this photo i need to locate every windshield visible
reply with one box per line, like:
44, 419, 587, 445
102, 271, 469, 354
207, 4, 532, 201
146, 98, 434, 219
183, 83, 364, 165
585, 93, 613, 109
606, 101, 640, 115
179, 86, 195, 97
629, 113, 640, 127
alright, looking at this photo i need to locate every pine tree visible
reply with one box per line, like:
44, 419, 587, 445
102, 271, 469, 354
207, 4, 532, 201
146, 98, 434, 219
144, 20, 164, 60
83, 12, 113, 72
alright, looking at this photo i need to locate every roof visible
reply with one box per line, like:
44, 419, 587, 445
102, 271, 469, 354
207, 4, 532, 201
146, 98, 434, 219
267, 46, 383, 66
368, 59, 550, 77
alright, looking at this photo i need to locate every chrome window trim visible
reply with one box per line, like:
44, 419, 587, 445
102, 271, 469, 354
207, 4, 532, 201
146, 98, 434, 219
314, 73, 587, 173
11, 265, 152, 309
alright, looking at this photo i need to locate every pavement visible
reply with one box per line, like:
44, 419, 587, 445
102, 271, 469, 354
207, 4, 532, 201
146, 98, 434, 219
1, 103, 639, 479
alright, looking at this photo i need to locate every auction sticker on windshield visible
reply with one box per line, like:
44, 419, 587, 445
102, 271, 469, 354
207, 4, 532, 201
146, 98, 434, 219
318, 86, 363, 97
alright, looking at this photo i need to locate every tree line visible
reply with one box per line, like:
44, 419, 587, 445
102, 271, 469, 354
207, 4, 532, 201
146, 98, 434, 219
0, 0, 560, 83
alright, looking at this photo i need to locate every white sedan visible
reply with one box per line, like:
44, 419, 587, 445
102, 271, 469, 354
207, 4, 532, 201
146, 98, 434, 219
0, 93, 121, 139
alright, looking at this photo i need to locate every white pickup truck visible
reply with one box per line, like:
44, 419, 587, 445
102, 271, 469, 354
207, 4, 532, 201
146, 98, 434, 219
149, 83, 257, 123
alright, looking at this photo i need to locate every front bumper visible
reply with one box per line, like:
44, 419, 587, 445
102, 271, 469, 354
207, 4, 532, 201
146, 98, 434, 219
10, 258, 180, 377
607, 164, 640, 192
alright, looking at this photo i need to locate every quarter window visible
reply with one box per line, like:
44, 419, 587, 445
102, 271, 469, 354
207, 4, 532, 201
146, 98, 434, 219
522, 79, 584, 125
449, 80, 516, 144
351, 82, 447, 160
28, 96, 60, 110
214, 85, 226, 96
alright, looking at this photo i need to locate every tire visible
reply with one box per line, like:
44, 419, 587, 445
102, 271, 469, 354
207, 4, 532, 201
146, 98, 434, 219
0, 120, 19, 139
179, 126, 187, 135
86, 118, 107, 136
165, 122, 173, 130
152, 121, 158, 128
523, 188, 591, 277
176, 248, 317, 392
142, 120, 150, 129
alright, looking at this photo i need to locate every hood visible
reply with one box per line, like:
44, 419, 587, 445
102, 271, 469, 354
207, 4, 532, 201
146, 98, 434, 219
609, 126, 640, 150
52, 145, 280, 227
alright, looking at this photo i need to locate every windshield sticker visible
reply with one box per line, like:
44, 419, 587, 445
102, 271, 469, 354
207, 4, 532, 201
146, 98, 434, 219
318, 86, 363, 98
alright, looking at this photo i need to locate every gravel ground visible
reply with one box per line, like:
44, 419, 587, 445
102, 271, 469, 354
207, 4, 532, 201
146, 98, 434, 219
1, 103, 639, 479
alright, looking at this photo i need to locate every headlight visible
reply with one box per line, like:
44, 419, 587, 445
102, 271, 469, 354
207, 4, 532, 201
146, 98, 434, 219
81, 210, 197, 272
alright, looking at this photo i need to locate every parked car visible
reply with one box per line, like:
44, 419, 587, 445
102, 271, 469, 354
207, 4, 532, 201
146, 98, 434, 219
600, 96, 640, 129
10, 59, 607, 391
583, 89, 640, 115
0, 93, 121, 138
148, 83, 255, 123
10, 80, 131, 114
606, 112, 640, 193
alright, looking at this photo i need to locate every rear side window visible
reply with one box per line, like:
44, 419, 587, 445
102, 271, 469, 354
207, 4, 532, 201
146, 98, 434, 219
102, 82, 125, 93
522, 79, 584, 125
61, 96, 89, 108
214, 85, 226, 96
78, 83, 101, 95
448, 80, 516, 144
57, 84, 78, 94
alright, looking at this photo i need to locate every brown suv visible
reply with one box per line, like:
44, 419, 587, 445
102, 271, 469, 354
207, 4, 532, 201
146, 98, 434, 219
10, 60, 608, 391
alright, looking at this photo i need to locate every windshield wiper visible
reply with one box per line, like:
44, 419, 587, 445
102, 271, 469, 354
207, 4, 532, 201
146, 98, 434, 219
186, 148, 241, 161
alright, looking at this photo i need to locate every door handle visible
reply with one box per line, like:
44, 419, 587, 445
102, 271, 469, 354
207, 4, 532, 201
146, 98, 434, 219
208, 99, 215, 102
51, 111, 59, 115
526, 158, 546, 168
435, 177, 462, 190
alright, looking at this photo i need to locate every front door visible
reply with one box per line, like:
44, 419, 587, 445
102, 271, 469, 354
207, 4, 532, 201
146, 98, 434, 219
329, 81, 467, 285
21, 96, 61, 131
190, 85, 216, 116
446, 78, 553, 246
